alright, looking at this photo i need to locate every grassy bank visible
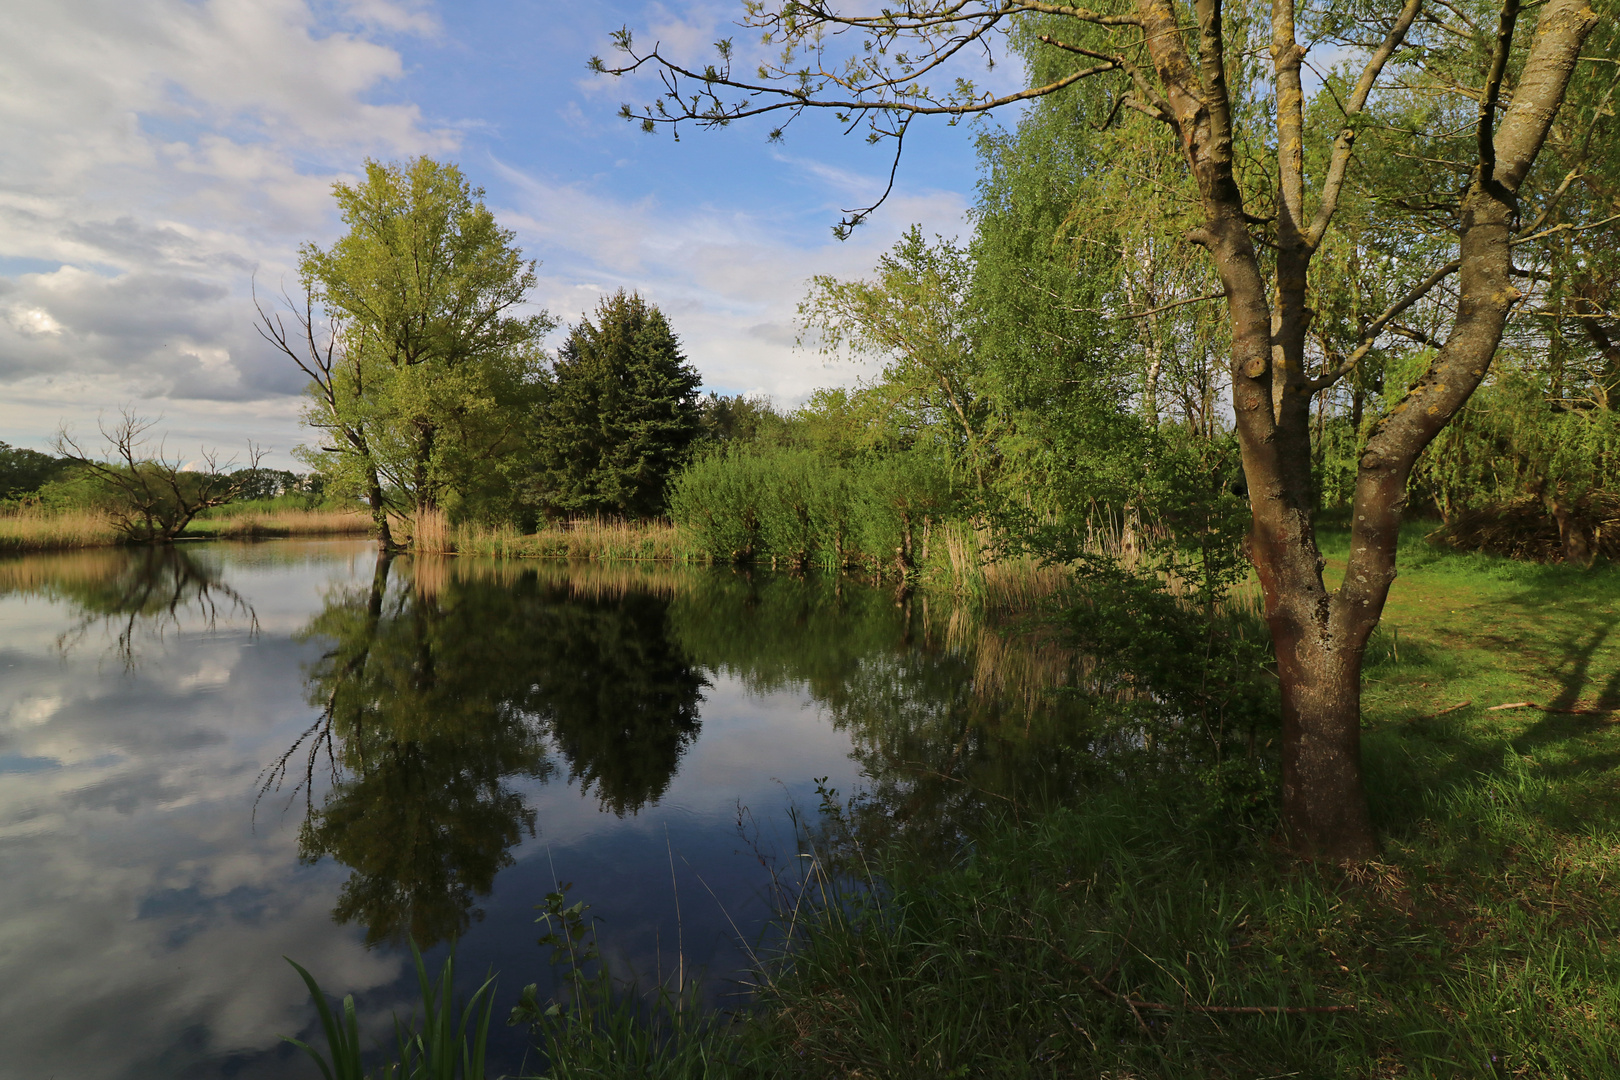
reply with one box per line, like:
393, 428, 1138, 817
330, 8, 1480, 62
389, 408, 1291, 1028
487, 533, 1620, 1079
0, 502, 372, 553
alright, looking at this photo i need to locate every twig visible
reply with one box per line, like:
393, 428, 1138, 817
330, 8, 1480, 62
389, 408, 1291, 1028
1487, 700, 1619, 716
1119, 289, 1227, 320
1413, 700, 1471, 720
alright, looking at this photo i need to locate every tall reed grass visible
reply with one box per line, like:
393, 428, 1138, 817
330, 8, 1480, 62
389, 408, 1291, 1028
0, 506, 120, 554
405, 509, 694, 562
0, 503, 372, 553
189, 508, 372, 539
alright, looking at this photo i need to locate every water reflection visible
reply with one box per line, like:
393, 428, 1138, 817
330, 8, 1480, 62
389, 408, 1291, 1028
0, 544, 1098, 1080
277, 554, 707, 946
0, 545, 257, 666
669, 574, 1101, 848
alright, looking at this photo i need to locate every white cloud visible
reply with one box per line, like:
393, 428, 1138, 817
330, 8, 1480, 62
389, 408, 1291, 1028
0, 0, 454, 460
0, 0, 980, 462
494, 158, 967, 405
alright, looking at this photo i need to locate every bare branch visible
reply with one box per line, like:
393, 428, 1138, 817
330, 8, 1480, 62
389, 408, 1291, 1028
1511, 211, 1620, 246
1305, 0, 1424, 249
1118, 289, 1227, 319
1308, 260, 1461, 390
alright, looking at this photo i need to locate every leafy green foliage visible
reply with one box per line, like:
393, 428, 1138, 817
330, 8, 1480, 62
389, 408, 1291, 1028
284, 941, 496, 1080
697, 392, 789, 446
668, 445, 956, 571
0, 441, 69, 500
532, 291, 703, 520
295, 156, 552, 526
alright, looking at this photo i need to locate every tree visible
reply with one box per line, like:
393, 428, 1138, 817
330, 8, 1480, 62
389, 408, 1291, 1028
52, 410, 264, 543
533, 290, 704, 519
800, 227, 998, 488
599, 0, 1606, 858
0, 441, 69, 500
257, 287, 400, 547
262, 157, 553, 544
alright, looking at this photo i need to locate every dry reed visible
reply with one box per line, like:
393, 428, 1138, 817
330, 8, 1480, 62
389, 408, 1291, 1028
189, 508, 372, 539
405, 508, 693, 562
0, 507, 121, 554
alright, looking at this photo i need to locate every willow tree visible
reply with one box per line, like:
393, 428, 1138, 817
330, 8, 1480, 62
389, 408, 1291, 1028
598, 0, 1605, 859
263, 158, 553, 544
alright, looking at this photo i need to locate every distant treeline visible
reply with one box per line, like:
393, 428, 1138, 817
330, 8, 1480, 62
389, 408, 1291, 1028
0, 440, 321, 509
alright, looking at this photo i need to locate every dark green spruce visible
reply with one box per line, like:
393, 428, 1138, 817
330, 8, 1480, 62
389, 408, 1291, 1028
533, 291, 703, 520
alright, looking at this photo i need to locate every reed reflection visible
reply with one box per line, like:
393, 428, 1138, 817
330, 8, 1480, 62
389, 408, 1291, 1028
668, 572, 1101, 848
276, 554, 707, 947
0, 545, 256, 666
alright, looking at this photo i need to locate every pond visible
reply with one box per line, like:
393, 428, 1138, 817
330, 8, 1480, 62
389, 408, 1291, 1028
0, 540, 1093, 1079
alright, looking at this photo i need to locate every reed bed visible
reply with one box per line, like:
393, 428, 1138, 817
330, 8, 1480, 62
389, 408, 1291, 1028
406, 509, 695, 562
188, 508, 372, 539
0, 507, 120, 554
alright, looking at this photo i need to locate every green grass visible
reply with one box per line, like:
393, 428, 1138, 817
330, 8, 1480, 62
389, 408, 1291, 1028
714, 528, 1620, 1078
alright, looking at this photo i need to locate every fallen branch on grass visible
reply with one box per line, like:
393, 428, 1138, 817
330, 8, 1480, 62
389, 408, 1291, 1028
1413, 701, 1472, 721
1487, 701, 1618, 716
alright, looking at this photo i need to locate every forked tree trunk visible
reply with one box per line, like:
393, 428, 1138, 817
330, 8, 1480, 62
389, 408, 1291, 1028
1131, 0, 1596, 859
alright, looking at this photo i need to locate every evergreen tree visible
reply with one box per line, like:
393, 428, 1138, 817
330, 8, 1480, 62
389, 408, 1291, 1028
533, 291, 703, 519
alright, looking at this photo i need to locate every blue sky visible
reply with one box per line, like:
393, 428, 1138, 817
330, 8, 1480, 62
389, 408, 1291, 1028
0, 0, 1010, 466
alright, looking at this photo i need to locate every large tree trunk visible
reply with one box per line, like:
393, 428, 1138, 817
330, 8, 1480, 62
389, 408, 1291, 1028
368, 466, 399, 552
1131, 0, 1595, 859
1284, 0, 1595, 857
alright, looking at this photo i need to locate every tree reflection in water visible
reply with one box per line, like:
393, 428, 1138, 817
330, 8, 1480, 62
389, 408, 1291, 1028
269, 555, 1095, 947
0, 545, 258, 666
668, 572, 1103, 852
272, 554, 707, 947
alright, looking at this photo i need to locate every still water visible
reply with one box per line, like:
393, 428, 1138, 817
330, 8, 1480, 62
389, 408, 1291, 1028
0, 541, 1086, 1079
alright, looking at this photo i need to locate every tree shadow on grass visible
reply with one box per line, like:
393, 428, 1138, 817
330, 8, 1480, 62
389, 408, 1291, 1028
1367, 707, 1620, 845
1539, 612, 1620, 713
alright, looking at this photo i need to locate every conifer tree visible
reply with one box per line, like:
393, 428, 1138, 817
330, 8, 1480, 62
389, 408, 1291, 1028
534, 291, 703, 519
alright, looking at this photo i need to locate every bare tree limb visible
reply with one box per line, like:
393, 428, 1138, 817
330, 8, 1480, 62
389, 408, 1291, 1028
1308, 260, 1461, 390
